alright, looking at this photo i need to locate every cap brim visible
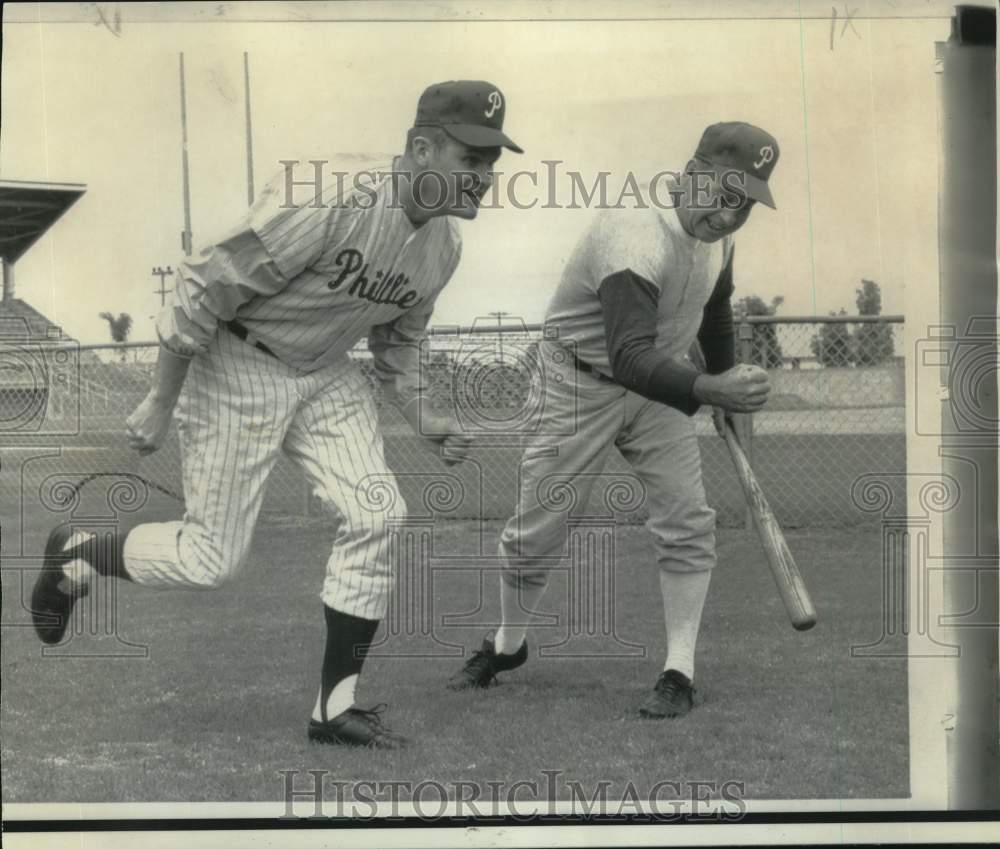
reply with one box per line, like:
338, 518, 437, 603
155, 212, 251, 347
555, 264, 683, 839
742, 172, 776, 209
698, 159, 776, 210
442, 123, 523, 153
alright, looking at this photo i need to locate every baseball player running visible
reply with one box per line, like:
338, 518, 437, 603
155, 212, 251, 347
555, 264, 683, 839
31, 80, 521, 749
447, 122, 779, 718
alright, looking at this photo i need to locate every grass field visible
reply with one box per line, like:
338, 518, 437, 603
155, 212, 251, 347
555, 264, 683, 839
2, 515, 908, 804
3, 425, 906, 535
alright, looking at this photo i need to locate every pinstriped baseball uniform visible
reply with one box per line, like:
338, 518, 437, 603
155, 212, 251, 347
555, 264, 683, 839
123, 158, 461, 619
501, 205, 733, 582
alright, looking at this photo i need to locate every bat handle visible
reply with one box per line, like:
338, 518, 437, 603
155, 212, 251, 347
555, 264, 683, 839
721, 413, 745, 450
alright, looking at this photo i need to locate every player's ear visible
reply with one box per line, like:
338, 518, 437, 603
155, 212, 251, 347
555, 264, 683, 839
409, 131, 437, 167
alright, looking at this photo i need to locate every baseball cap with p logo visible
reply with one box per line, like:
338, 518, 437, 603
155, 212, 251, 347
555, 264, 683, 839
414, 80, 523, 153
694, 121, 780, 209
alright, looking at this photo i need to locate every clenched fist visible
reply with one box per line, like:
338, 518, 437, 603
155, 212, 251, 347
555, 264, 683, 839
126, 393, 175, 456
693, 364, 771, 414
399, 396, 473, 466
439, 430, 474, 466
417, 414, 473, 466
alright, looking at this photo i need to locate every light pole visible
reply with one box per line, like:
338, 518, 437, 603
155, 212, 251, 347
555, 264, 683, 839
488, 310, 510, 364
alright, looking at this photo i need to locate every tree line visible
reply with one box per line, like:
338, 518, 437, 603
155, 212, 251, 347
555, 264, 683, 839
99, 281, 896, 371
735, 279, 897, 368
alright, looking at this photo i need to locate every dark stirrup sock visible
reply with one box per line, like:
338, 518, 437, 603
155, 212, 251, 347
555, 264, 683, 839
318, 605, 380, 722
64, 526, 134, 581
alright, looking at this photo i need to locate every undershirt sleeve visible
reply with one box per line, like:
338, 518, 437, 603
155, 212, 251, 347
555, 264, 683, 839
696, 247, 736, 374
597, 269, 702, 416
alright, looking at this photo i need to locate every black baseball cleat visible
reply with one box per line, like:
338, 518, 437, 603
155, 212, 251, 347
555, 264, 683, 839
638, 669, 696, 719
308, 704, 410, 749
31, 525, 96, 645
446, 636, 528, 691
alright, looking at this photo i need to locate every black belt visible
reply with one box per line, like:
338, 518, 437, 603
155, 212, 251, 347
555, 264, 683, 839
225, 320, 277, 359
566, 349, 617, 384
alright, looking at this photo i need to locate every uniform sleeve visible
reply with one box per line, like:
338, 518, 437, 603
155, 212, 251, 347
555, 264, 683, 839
155, 228, 290, 357
598, 270, 702, 415
696, 244, 736, 374
155, 168, 353, 358
368, 238, 462, 405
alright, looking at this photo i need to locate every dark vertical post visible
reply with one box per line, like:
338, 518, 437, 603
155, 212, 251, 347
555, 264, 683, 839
937, 4, 998, 810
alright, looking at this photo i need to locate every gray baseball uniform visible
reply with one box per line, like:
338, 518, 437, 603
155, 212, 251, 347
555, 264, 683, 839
502, 204, 734, 583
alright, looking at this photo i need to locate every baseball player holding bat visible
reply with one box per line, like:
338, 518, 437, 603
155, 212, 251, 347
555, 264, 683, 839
690, 344, 817, 632
31, 80, 522, 748
448, 122, 779, 718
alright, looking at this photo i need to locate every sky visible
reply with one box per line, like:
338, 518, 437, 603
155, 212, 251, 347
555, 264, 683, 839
1, 1, 951, 346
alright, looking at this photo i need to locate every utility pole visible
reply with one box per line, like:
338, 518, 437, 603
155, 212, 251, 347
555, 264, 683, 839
151, 266, 174, 306
489, 311, 510, 364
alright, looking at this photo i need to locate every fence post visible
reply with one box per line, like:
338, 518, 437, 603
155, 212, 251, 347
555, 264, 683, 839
737, 320, 755, 529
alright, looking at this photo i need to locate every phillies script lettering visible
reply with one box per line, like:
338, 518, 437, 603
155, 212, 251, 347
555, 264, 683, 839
328, 249, 423, 309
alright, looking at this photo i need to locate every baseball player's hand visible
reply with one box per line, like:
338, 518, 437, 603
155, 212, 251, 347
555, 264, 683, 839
126, 393, 174, 456
439, 429, 474, 466
421, 415, 473, 466
693, 364, 770, 413
399, 398, 473, 465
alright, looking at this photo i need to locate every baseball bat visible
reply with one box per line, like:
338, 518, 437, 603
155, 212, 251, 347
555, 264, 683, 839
689, 347, 817, 630
719, 417, 817, 630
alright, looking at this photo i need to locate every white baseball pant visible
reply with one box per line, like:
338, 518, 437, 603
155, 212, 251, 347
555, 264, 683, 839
122, 330, 405, 619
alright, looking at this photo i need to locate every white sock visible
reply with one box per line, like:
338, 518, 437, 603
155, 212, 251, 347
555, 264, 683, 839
60, 531, 98, 591
494, 577, 546, 655
311, 674, 358, 722
659, 569, 712, 681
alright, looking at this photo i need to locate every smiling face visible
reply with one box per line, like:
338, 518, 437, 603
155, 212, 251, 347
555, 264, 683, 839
677, 158, 756, 242
407, 128, 501, 221
432, 135, 501, 220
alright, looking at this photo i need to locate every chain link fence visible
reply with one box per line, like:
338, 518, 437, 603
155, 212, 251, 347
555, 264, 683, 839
1, 316, 904, 530
726, 315, 905, 527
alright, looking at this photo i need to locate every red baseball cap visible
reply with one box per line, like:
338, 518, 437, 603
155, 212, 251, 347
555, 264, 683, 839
694, 122, 780, 209
414, 81, 523, 153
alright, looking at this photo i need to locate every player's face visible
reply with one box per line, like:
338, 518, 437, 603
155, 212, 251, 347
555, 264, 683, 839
426, 137, 501, 220
682, 162, 756, 242
688, 200, 755, 242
